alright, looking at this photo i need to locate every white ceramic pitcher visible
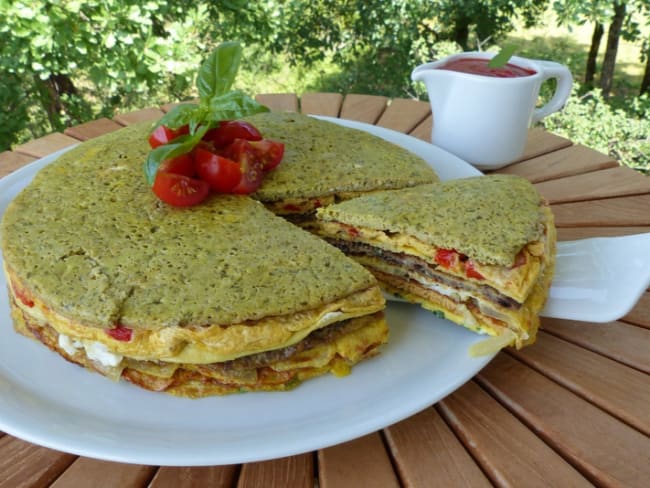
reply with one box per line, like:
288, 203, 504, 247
412, 52, 573, 170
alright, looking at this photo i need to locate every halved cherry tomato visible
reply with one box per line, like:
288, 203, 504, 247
435, 248, 458, 269
225, 139, 264, 194
249, 139, 285, 171
194, 147, 241, 193
465, 260, 485, 280
158, 153, 195, 177
106, 325, 133, 342
148, 124, 189, 148
203, 120, 262, 148
152, 172, 210, 207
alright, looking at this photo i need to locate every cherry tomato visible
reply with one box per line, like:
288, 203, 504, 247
203, 120, 262, 148
249, 139, 285, 171
465, 260, 485, 280
158, 153, 195, 177
435, 248, 458, 269
106, 325, 133, 341
13, 282, 34, 307
148, 124, 189, 148
194, 147, 242, 193
152, 172, 210, 207
225, 139, 264, 194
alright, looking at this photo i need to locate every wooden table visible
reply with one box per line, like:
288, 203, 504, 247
1, 93, 649, 488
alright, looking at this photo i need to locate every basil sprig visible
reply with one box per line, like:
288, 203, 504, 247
144, 41, 269, 185
487, 44, 517, 69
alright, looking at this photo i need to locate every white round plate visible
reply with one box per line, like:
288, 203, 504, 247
0, 118, 491, 466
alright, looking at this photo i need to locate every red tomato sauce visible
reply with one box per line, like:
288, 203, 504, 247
438, 57, 536, 78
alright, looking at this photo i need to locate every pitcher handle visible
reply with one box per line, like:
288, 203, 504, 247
531, 61, 573, 124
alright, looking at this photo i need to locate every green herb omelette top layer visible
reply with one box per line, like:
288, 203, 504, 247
1, 124, 375, 329
246, 112, 438, 201
317, 175, 546, 266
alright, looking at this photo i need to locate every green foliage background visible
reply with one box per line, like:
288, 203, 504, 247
1, 0, 648, 173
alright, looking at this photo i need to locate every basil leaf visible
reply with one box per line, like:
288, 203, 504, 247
197, 41, 242, 101
488, 45, 517, 68
143, 125, 210, 186
207, 90, 270, 121
154, 103, 200, 130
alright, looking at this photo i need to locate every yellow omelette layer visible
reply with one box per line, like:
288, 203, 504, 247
6, 261, 384, 364
315, 207, 553, 304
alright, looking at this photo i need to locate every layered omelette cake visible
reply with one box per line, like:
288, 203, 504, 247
246, 112, 439, 226
1, 125, 389, 398
315, 175, 556, 349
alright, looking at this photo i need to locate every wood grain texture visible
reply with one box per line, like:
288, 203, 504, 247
149, 465, 238, 487
408, 114, 432, 142
535, 166, 650, 204
254, 93, 299, 112
551, 194, 650, 227
13, 133, 79, 159
541, 318, 650, 372
63, 118, 123, 140
498, 144, 618, 183
0, 151, 35, 178
319, 433, 399, 488
509, 332, 650, 435
113, 107, 164, 126
438, 382, 591, 488
339, 94, 388, 123
511, 127, 572, 163
237, 454, 312, 488
300, 92, 343, 117
375, 98, 431, 134
384, 407, 491, 488
622, 292, 650, 329
477, 354, 650, 487
49, 458, 155, 488
556, 226, 650, 240
0, 437, 76, 488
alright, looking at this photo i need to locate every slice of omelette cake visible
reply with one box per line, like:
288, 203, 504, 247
245, 112, 439, 226
315, 175, 556, 350
1, 125, 387, 398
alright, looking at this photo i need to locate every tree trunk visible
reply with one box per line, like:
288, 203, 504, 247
452, 15, 470, 50
641, 39, 650, 96
585, 22, 603, 89
36, 73, 78, 130
599, 1, 626, 98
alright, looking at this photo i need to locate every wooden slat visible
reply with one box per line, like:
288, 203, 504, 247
238, 454, 312, 488
63, 118, 123, 140
13, 133, 79, 159
0, 151, 35, 177
541, 318, 650, 372
319, 433, 399, 488
113, 107, 164, 126
498, 144, 618, 183
409, 115, 432, 142
375, 98, 431, 134
149, 465, 238, 487
0, 437, 76, 488
50, 458, 155, 488
339, 94, 388, 124
254, 93, 299, 112
556, 226, 650, 241
477, 354, 650, 487
384, 407, 491, 487
622, 292, 650, 329
551, 194, 650, 227
512, 128, 572, 163
438, 382, 591, 487
535, 166, 650, 204
510, 332, 650, 434
299, 92, 343, 117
